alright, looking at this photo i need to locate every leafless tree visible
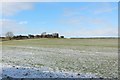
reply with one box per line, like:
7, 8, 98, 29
41, 32, 46, 35
5, 32, 14, 40
41, 32, 46, 38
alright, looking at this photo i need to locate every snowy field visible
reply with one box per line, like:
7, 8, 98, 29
1, 38, 118, 79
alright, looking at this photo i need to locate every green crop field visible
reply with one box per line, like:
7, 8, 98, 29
1, 38, 118, 78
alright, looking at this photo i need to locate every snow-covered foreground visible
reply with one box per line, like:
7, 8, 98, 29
1, 46, 99, 78
1, 39, 118, 79
1, 63, 97, 78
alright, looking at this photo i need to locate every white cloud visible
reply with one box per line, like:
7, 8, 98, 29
0, 19, 27, 36
61, 27, 118, 38
19, 21, 28, 24
93, 3, 117, 14
0, 2, 33, 16
94, 7, 117, 14
0, 3, 2, 17
63, 7, 87, 17
58, 16, 118, 37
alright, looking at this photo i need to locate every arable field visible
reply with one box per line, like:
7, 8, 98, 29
1, 38, 118, 78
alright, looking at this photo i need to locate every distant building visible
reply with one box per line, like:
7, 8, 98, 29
52, 33, 59, 38
40, 32, 59, 38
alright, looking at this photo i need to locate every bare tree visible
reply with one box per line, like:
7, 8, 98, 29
41, 32, 46, 35
5, 32, 14, 40
41, 32, 46, 38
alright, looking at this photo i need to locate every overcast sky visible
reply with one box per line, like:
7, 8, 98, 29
0, 2, 118, 37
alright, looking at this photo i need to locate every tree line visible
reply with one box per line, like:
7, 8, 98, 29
1, 32, 64, 41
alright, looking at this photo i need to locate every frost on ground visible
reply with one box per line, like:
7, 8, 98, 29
2, 44, 118, 78
1, 64, 97, 78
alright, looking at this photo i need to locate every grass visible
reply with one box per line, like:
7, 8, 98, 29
2, 38, 118, 78
2, 38, 118, 51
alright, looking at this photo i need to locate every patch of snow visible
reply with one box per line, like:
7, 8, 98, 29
2, 64, 98, 78
95, 52, 101, 53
